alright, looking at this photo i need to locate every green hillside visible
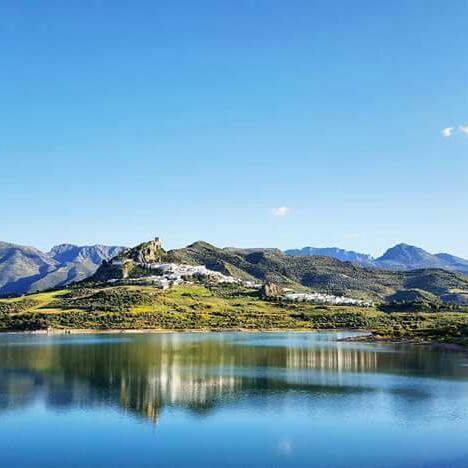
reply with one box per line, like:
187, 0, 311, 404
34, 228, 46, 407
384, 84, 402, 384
94, 240, 468, 304
1, 283, 468, 346
165, 242, 468, 302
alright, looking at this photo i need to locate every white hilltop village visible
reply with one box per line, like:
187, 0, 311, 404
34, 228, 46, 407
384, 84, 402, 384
108, 237, 371, 307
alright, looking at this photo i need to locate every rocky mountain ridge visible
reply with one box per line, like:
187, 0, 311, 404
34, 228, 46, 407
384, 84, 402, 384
285, 247, 375, 266
0, 241, 125, 296
285, 243, 468, 274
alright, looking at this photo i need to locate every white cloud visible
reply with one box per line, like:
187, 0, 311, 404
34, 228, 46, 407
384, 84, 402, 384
459, 125, 468, 135
271, 207, 289, 217
442, 127, 453, 137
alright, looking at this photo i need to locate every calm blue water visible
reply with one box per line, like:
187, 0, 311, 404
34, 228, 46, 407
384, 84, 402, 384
1, 331, 468, 467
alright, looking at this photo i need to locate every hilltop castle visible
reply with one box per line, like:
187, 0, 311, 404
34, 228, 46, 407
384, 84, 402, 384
135, 236, 163, 263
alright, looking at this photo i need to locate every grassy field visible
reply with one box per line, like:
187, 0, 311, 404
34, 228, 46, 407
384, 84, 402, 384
1, 284, 468, 345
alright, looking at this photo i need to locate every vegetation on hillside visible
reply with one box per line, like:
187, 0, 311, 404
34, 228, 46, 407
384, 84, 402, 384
92, 241, 468, 304
1, 283, 467, 346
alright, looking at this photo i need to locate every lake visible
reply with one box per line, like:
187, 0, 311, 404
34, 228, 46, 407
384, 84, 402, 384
1, 331, 468, 467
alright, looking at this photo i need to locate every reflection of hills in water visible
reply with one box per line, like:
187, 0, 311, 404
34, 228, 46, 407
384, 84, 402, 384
0, 333, 467, 423
286, 346, 378, 372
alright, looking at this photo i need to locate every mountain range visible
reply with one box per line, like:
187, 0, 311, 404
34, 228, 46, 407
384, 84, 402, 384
0, 242, 125, 296
285, 244, 468, 274
1, 239, 467, 301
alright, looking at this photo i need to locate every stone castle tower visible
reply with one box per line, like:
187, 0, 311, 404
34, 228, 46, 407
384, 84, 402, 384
154, 236, 162, 248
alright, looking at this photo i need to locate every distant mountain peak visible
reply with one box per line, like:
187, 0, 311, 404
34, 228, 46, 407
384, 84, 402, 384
285, 243, 468, 274
0, 242, 126, 296
377, 244, 431, 262
187, 241, 216, 250
49, 244, 125, 265
284, 246, 375, 265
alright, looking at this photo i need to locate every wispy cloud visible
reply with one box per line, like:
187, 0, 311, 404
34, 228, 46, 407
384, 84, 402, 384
442, 127, 453, 137
442, 125, 468, 137
271, 207, 289, 217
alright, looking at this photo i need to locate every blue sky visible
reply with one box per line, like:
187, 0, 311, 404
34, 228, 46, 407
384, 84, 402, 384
1, 1, 467, 256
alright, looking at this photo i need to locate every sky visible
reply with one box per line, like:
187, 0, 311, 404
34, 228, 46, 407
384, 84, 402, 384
1, 1, 467, 257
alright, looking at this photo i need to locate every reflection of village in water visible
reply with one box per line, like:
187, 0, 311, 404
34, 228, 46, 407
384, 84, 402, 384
1, 333, 467, 423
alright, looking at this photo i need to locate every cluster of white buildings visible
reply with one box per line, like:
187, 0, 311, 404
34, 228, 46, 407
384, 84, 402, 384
283, 292, 371, 307
109, 261, 261, 290
108, 253, 370, 306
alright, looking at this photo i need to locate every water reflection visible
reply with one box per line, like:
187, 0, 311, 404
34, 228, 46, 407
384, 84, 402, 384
0, 332, 467, 424
286, 345, 378, 372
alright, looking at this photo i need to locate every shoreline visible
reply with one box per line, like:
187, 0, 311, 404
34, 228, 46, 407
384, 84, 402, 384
1, 327, 466, 350
339, 334, 468, 351
0, 328, 310, 335
0, 327, 368, 336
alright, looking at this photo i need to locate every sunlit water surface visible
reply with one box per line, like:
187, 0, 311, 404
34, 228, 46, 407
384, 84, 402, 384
1, 331, 468, 467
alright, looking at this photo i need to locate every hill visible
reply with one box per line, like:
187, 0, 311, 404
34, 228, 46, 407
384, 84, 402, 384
0, 242, 125, 296
0, 241, 59, 296
92, 239, 468, 304
375, 243, 446, 270
1, 283, 467, 346
433, 253, 468, 273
